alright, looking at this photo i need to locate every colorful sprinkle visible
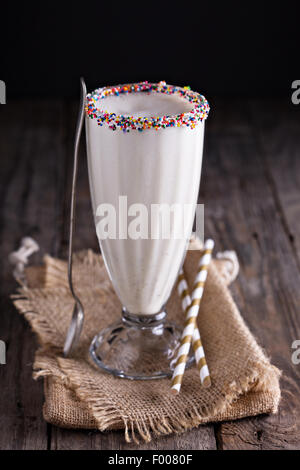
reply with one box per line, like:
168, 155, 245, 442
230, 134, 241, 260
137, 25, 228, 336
85, 81, 210, 132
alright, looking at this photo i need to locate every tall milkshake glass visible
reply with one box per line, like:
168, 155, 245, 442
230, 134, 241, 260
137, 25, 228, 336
85, 81, 209, 379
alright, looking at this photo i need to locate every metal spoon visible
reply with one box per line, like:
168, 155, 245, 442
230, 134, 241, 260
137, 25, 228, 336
63, 77, 86, 357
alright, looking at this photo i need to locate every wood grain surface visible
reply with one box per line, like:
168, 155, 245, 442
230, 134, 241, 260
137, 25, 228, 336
0, 98, 299, 450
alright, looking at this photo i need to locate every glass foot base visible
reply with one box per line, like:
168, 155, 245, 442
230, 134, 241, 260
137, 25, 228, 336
89, 310, 194, 380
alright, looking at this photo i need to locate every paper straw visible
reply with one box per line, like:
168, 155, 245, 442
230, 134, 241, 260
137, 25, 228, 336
171, 239, 214, 394
177, 269, 211, 388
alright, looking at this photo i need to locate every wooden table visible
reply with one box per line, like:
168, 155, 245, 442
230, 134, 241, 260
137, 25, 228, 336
1, 98, 300, 450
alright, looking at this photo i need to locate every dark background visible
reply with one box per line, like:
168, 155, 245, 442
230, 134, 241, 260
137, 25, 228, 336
1, 1, 300, 100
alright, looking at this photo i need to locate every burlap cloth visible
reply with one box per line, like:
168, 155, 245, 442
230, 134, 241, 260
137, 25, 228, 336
12, 245, 281, 443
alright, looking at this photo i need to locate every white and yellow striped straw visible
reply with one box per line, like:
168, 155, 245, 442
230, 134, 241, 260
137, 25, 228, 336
171, 239, 214, 394
177, 270, 211, 388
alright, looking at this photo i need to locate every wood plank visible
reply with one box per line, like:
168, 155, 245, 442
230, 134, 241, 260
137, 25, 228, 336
250, 99, 300, 266
199, 98, 300, 449
92, 426, 216, 450
2, 98, 299, 449
51, 425, 216, 450
0, 100, 67, 449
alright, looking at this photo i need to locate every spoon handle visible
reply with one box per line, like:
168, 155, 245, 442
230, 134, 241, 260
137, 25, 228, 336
64, 77, 86, 357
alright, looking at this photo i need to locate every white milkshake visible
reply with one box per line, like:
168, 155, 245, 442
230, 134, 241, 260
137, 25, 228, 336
85, 82, 209, 316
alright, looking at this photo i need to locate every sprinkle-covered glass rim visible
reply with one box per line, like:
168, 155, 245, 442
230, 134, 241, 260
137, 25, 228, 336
85, 81, 210, 132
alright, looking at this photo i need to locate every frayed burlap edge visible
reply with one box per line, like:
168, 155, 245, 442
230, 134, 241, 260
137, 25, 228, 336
38, 359, 280, 444
36, 357, 280, 443
12, 253, 281, 444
